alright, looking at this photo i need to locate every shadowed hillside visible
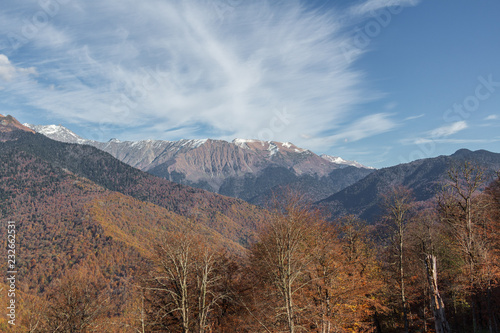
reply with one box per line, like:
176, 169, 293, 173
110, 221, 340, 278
318, 149, 500, 222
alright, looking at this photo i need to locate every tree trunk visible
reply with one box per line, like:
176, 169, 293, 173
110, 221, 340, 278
286, 277, 295, 333
487, 283, 498, 333
374, 311, 383, 333
425, 254, 450, 333
400, 227, 409, 333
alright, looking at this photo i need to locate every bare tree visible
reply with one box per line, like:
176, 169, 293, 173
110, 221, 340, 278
19, 293, 47, 333
381, 185, 414, 333
485, 172, 500, 333
438, 161, 487, 332
194, 246, 227, 333
250, 194, 322, 333
145, 225, 231, 332
118, 284, 148, 333
424, 254, 450, 333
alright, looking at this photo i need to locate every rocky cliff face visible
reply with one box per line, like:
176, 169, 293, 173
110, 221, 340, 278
92, 138, 349, 192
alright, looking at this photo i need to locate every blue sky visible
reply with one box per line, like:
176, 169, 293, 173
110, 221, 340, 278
0, 0, 499, 168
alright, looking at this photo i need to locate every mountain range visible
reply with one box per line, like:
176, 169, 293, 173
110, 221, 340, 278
3, 109, 500, 333
24, 123, 374, 203
10, 115, 500, 225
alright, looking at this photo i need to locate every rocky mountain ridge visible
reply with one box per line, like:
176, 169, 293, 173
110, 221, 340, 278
24, 123, 374, 201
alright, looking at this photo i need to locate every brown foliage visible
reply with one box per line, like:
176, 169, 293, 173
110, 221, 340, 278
246, 194, 382, 332
40, 263, 111, 332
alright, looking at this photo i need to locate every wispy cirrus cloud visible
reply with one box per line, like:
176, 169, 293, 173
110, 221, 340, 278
404, 114, 425, 121
429, 121, 468, 137
349, 0, 420, 17
0, 0, 419, 151
414, 138, 500, 145
323, 113, 398, 145
402, 121, 469, 146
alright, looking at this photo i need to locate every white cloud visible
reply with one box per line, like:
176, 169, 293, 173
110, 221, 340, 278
324, 113, 398, 145
349, 0, 420, 17
0, 0, 419, 150
485, 115, 498, 120
414, 138, 500, 145
34, 25, 72, 49
0, 54, 16, 81
403, 121, 469, 146
404, 113, 425, 121
0, 54, 37, 81
385, 102, 398, 110
430, 121, 468, 138
400, 120, 469, 146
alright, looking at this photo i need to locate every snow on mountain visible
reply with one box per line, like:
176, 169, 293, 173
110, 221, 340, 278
320, 154, 374, 169
26, 123, 373, 170
267, 142, 279, 157
23, 123, 88, 144
26, 123, 373, 196
233, 138, 258, 149
180, 138, 208, 149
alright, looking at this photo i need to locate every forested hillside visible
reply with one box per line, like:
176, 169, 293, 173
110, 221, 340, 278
319, 149, 500, 223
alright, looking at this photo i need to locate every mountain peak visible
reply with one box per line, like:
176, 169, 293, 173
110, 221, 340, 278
0, 114, 35, 135
320, 154, 374, 169
232, 138, 308, 155
23, 123, 87, 144
452, 148, 473, 156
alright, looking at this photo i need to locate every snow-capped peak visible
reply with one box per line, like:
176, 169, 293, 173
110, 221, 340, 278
24, 123, 370, 170
233, 138, 259, 149
23, 123, 88, 144
179, 139, 208, 148
320, 154, 374, 169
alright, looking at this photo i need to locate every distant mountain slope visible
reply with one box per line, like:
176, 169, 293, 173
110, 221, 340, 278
219, 165, 374, 205
0, 148, 144, 290
25, 123, 374, 202
318, 149, 500, 223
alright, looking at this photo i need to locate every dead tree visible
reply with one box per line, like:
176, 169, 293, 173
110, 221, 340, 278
425, 254, 451, 333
